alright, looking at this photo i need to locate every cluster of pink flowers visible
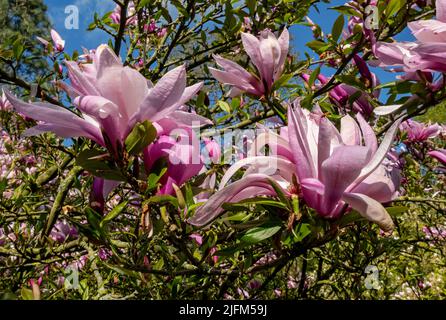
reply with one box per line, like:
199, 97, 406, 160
0, 130, 39, 198
144, 19, 168, 38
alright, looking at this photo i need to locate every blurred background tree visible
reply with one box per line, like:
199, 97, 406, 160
0, 0, 51, 83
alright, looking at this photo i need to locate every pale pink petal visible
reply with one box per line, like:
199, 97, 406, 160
342, 192, 394, 232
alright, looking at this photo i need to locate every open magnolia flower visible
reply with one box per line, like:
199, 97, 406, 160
210, 28, 289, 97
373, 0, 446, 73
189, 101, 402, 232
6, 44, 210, 156
400, 119, 441, 143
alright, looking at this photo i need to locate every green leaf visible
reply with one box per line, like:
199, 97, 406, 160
85, 207, 102, 231
146, 167, 168, 193
241, 225, 282, 244
137, 0, 151, 9
386, 206, 408, 217
306, 40, 331, 53
20, 288, 34, 300
272, 73, 293, 92
222, 197, 288, 211
76, 149, 125, 181
100, 201, 128, 228
217, 100, 231, 114
125, 120, 157, 155
144, 195, 179, 207
386, 0, 405, 17
293, 223, 311, 242
331, 14, 345, 43
330, 5, 362, 17
246, 0, 256, 15
308, 66, 321, 87
12, 38, 24, 60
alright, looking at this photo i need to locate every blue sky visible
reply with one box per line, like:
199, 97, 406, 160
43, 0, 413, 86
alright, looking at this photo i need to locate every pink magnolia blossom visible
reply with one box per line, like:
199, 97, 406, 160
189, 101, 402, 232
145, 19, 157, 32
428, 149, 446, 165
157, 28, 168, 38
400, 119, 441, 142
6, 44, 210, 156
142, 119, 204, 195
110, 1, 137, 26
203, 137, 221, 164
189, 233, 203, 246
50, 220, 78, 243
210, 28, 289, 97
0, 90, 12, 111
422, 225, 446, 239
373, 0, 446, 73
37, 29, 65, 52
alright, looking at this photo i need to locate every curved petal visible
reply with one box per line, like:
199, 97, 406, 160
213, 54, 258, 82
274, 28, 289, 81
248, 130, 294, 162
74, 95, 124, 148
320, 145, 371, 214
134, 65, 186, 123
340, 115, 361, 146
259, 30, 281, 89
5, 91, 103, 145
209, 68, 262, 95
188, 174, 285, 226
287, 103, 316, 180
437, 0, 446, 22
95, 44, 123, 79
351, 164, 401, 203
96, 66, 148, 120
429, 149, 446, 165
241, 32, 262, 74
219, 156, 295, 190
356, 113, 378, 153
342, 192, 394, 232
349, 118, 402, 189
65, 61, 101, 96
165, 111, 213, 127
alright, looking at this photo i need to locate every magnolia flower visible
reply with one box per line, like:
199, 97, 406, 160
6, 45, 210, 156
37, 29, 65, 52
110, 1, 137, 26
157, 28, 168, 38
422, 226, 446, 239
0, 90, 12, 111
428, 149, 446, 165
210, 28, 289, 97
400, 119, 441, 142
142, 119, 204, 195
90, 177, 120, 214
189, 101, 402, 232
189, 233, 203, 246
50, 220, 78, 243
203, 137, 221, 164
373, 0, 446, 73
